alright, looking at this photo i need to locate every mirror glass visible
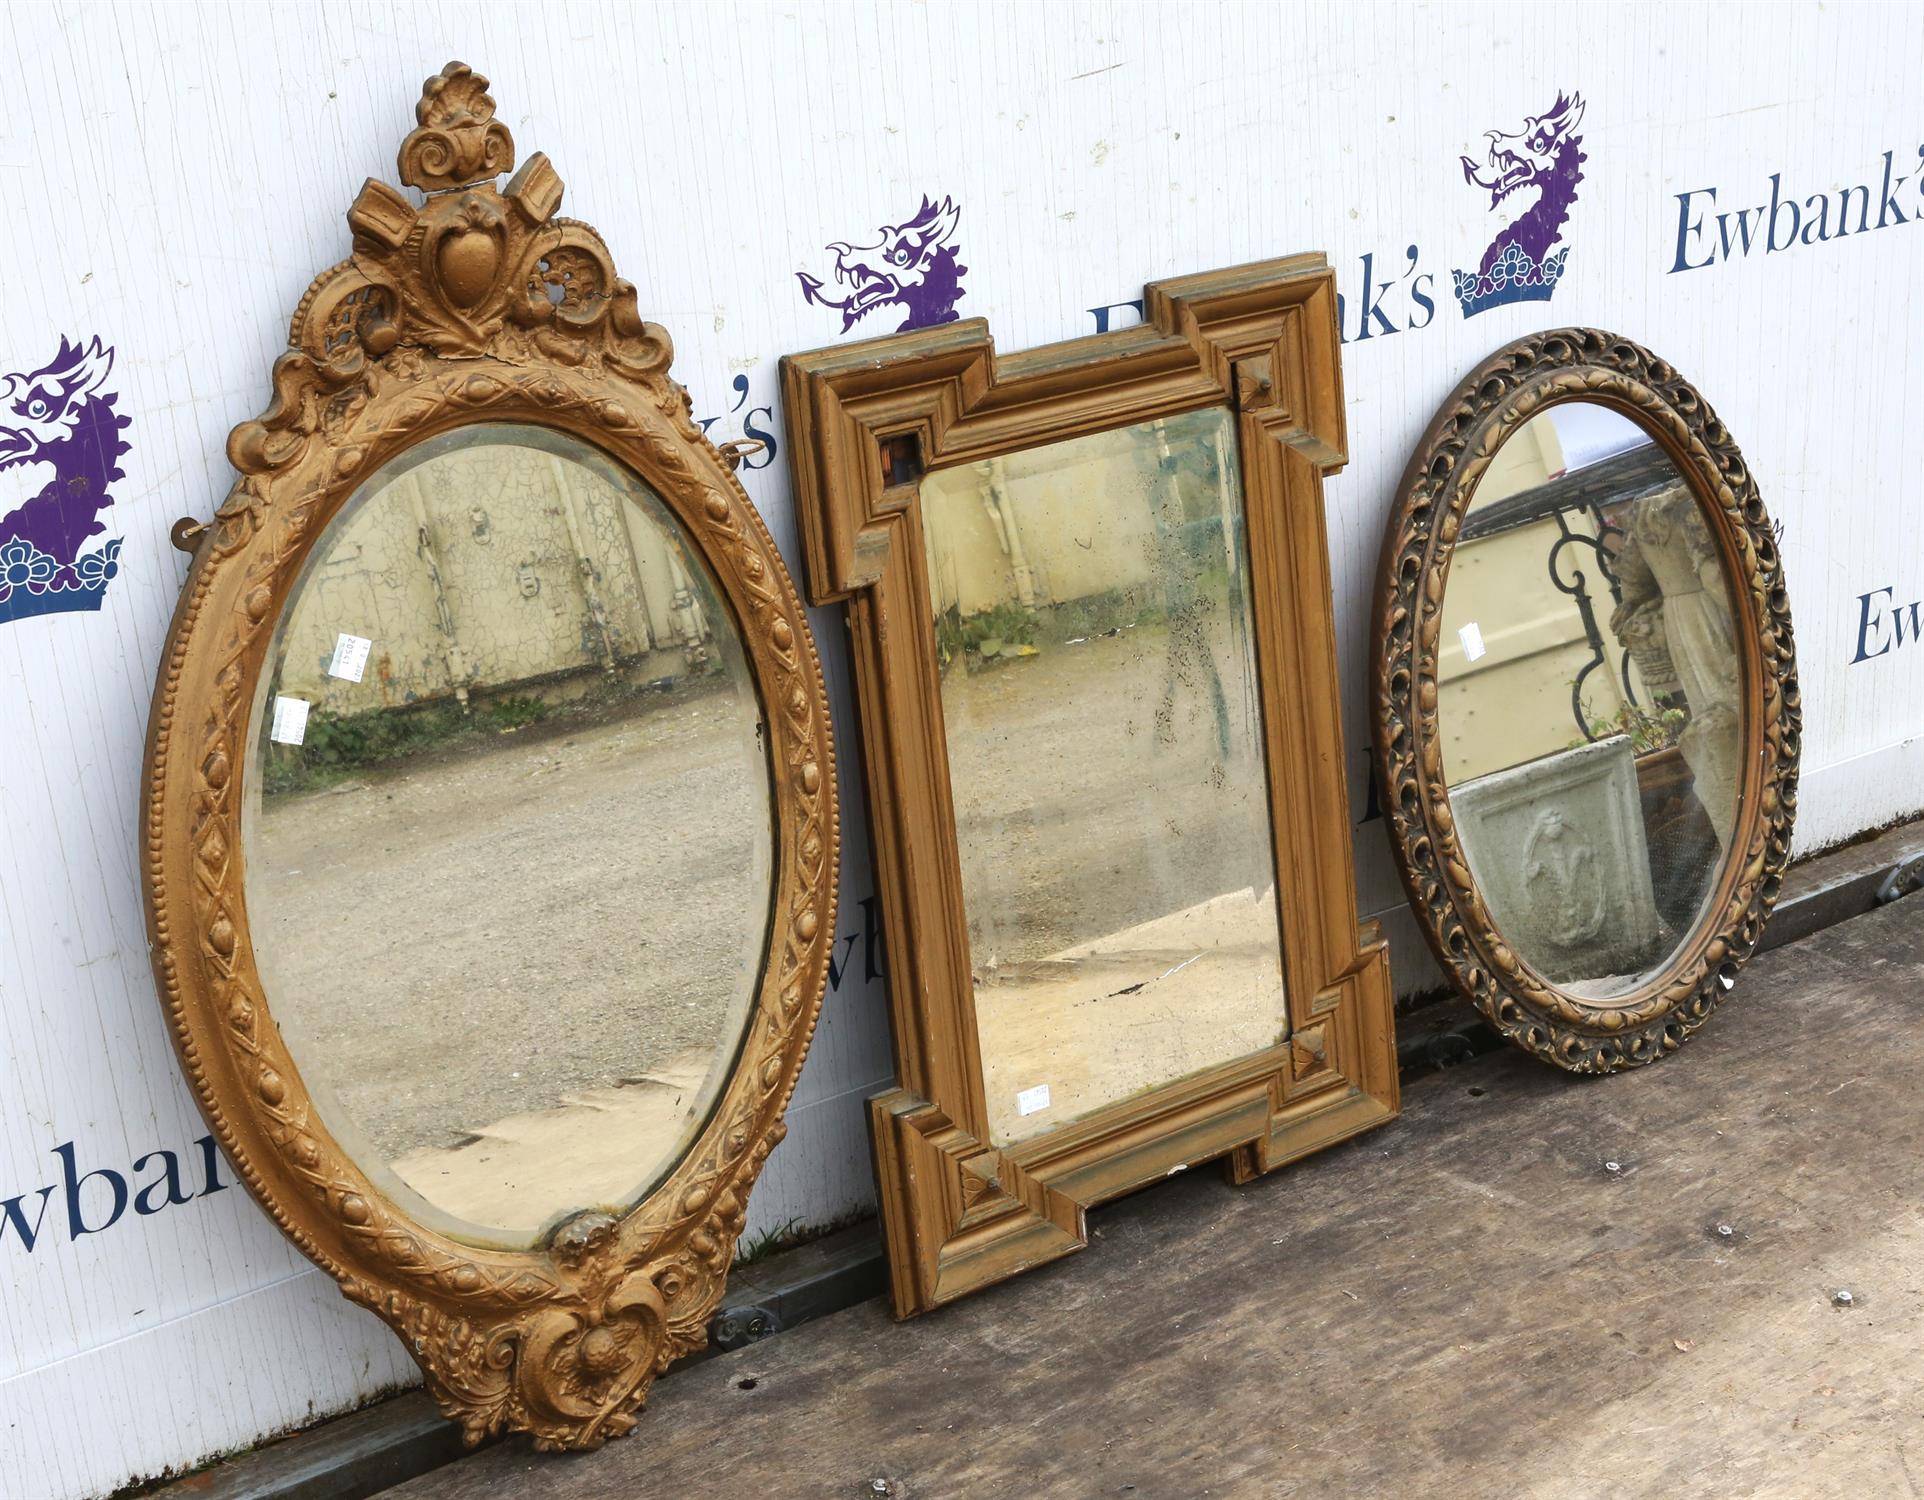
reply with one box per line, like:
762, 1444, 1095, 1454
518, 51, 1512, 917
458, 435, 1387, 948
1437, 401, 1742, 1000
920, 408, 1286, 1146
243, 423, 773, 1249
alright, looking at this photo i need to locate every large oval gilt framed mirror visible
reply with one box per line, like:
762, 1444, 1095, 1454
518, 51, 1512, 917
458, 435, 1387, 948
1373, 330, 1798, 1071
140, 64, 837, 1449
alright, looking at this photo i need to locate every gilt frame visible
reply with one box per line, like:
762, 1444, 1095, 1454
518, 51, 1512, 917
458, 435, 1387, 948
1371, 328, 1799, 1072
783, 257, 1399, 1317
139, 64, 837, 1449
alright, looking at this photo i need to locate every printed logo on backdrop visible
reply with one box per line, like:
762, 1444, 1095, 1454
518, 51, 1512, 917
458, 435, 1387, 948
695, 373, 780, 471
1852, 583, 1924, 665
797, 195, 968, 333
1669, 146, 1924, 273
1, 1136, 230, 1253
1452, 92, 1587, 318
0, 336, 130, 624
1090, 95, 1590, 347
790, 98, 1590, 350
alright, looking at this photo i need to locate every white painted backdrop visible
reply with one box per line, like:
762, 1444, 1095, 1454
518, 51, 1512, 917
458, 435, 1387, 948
2, 3, 1919, 1493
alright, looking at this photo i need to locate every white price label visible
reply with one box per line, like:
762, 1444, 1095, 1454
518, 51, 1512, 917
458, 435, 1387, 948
1458, 621, 1487, 663
1015, 1083, 1052, 1117
270, 696, 311, 746
327, 632, 373, 683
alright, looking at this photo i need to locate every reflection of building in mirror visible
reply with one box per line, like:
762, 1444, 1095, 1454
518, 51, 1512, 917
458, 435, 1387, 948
243, 427, 774, 1250
919, 408, 1289, 1147
1439, 402, 1743, 996
271, 436, 717, 730
1441, 406, 1645, 779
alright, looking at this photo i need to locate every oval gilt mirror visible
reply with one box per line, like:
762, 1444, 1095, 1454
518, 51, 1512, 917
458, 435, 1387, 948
1373, 330, 1798, 1070
142, 64, 836, 1449
245, 423, 773, 1249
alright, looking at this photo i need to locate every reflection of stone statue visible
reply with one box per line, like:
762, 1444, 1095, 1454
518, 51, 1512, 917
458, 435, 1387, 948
1609, 488, 1740, 849
1607, 543, 1683, 702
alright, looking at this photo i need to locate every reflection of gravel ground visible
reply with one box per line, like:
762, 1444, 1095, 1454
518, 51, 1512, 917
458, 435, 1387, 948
248, 683, 770, 1163
942, 620, 1276, 967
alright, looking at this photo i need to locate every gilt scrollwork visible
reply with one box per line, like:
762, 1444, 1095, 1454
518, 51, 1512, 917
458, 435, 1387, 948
1371, 328, 1799, 1071
141, 63, 837, 1449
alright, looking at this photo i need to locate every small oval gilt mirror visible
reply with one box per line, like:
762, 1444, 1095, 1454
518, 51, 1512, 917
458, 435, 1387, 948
142, 65, 836, 1449
1373, 330, 1799, 1070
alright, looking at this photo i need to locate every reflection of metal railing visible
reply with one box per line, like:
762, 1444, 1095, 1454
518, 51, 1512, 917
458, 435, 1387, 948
1546, 505, 1632, 740
1464, 443, 1680, 742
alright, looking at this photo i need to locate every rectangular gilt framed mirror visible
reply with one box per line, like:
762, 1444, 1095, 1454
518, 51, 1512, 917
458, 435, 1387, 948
783, 256, 1397, 1316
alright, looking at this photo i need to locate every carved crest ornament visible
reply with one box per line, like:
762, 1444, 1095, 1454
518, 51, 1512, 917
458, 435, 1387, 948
141, 64, 838, 1448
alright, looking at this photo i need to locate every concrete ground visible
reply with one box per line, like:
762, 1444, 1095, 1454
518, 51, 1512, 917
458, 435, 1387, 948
384, 893, 1924, 1500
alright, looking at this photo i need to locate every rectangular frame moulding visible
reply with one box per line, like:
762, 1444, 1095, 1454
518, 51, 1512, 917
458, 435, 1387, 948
781, 255, 1398, 1317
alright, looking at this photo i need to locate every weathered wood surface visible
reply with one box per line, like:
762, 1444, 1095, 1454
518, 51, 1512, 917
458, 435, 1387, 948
387, 895, 1924, 1498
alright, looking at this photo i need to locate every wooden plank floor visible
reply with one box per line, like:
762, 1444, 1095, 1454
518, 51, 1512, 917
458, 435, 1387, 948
385, 897, 1924, 1499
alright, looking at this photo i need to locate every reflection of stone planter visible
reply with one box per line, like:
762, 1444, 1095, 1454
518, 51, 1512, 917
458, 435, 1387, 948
1634, 744, 1721, 934
1451, 734, 1665, 986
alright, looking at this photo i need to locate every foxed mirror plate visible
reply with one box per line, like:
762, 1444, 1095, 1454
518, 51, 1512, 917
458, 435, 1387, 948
244, 424, 773, 1247
920, 408, 1286, 1145
1374, 329, 1799, 1071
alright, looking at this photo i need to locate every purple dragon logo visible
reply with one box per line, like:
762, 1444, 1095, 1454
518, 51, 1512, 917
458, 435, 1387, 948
1452, 93, 1587, 318
797, 196, 967, 333
0, 337, 130, 624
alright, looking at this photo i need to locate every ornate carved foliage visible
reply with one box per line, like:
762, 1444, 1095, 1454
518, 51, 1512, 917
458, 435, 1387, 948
141, 64, 837, 1449
1372, 328, 1799, 1071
